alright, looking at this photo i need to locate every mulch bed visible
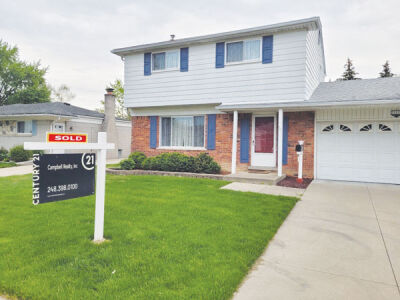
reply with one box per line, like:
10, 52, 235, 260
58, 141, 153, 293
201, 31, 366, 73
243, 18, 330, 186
277, 176, 313, 189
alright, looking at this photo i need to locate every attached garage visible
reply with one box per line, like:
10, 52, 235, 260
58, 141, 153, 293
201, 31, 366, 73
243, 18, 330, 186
316, 108, 400, 184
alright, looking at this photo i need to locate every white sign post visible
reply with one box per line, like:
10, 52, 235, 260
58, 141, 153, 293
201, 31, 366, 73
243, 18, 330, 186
24, 132, 114, 243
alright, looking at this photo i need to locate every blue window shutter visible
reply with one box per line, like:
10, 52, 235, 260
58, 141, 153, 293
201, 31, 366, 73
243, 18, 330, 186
262, 35, 273, 64
240, 117, 250, 163
207, 114, 216, 150
215, 42, 225, 68
282, 116, 289, 165
32, 120, 37, 136
180, 47, 189, 72
144, 52, 151, 76
150, 116, 157, 148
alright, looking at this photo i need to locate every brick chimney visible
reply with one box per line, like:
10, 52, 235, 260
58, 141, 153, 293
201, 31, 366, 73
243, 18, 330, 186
102, 88, 118, 158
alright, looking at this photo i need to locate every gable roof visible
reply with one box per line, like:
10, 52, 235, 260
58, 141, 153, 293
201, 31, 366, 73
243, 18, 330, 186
309, 77, 400, 103
0, 102, 104, 118
111, 17, 322, 56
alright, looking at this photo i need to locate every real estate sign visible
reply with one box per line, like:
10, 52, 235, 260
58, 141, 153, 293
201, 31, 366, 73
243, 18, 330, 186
32, 153, 95, 205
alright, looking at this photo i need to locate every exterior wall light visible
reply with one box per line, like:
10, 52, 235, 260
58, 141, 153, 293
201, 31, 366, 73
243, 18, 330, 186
390, 109, 400, 118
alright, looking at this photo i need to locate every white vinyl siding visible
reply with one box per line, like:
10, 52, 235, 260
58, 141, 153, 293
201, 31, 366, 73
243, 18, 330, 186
305, 29, 325, 99
124, 30, 314, 108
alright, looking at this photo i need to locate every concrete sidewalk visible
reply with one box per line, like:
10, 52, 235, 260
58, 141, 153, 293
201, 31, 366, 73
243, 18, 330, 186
221, 182, 305, 197
0, 165, 32, 177
233, 180, 400, 299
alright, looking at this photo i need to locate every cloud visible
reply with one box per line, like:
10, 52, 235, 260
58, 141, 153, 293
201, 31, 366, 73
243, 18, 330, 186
0, 0, 399, 109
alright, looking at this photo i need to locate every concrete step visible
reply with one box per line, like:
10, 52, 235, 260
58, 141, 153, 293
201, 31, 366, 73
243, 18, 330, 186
248, 166, 277, 174
223, 172, 285, 185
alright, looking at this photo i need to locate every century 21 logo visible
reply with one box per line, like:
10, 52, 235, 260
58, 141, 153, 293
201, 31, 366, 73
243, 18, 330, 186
47, 133, 88, 143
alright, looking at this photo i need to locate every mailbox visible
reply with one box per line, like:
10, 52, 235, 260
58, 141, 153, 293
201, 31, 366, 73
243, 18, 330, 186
295, 144, 303, 153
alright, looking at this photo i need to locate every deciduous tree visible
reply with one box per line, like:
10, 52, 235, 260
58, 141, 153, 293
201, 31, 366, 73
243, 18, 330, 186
0, 40, 50, 106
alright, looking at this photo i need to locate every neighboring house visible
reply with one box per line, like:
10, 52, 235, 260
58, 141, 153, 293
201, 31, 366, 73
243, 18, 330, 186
111, 16, 400, 184
0, 90, 131, 159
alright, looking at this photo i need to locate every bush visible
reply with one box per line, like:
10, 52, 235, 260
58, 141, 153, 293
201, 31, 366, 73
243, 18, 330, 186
138, 152, 220, 174
9, 145, 30, 162
141, 157, 153, 170
120, 159, 136, 170
194, 153, 221, 174
0, 147, 8, 161
128, 152, 146, 169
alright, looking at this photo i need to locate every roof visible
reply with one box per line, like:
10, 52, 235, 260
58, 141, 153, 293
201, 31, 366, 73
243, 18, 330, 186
0, 102, 104, 118
309, 77, 400, 102
218, 77, 400, 111
111, 17, 322, 56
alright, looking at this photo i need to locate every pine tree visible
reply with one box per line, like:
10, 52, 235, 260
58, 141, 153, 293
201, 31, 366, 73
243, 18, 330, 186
339, 58, 360, 80
379, 61, 394, 77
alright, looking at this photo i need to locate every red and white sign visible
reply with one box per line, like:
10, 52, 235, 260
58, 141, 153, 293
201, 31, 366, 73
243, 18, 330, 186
46, 132, 88, 143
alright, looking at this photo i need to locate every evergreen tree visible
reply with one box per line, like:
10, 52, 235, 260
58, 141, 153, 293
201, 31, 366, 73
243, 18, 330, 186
379, 61, 394, 77
339, 58, 360, 80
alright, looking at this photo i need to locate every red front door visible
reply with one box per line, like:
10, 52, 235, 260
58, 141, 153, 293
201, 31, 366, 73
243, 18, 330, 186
252, 116, 275, 167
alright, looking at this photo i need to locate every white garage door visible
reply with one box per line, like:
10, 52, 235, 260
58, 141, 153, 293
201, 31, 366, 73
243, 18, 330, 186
317, 121, 400, 184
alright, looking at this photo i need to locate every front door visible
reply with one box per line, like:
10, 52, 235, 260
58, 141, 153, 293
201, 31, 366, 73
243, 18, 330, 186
251, 116, 276, 167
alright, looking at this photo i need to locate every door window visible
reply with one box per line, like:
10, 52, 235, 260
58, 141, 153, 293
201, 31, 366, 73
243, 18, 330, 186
255, 117, 274, 153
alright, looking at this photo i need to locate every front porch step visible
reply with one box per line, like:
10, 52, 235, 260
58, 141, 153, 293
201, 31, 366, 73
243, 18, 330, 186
223, 172, 285, 185
248, 166, 277, 174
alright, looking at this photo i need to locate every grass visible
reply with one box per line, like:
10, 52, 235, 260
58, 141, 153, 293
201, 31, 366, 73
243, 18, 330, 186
0, 161, 17, 168
0, 175, 297, 300
106, 163, 120, 169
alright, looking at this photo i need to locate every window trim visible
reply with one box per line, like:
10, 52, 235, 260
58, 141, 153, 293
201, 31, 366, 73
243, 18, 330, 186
158, 115, 206, 150
152, 49, 180, 73
17, 120, 33, 135
225, 37, 262, 66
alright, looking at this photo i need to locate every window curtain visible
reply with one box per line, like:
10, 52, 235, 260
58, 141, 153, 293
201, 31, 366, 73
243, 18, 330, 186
161, 117, 171, 146
172, 117, 193, 147
166, 51, 179, 69
226, 42, 243, 63
193, 116, 204, 147
24, 120, 33, 133
244, 40, 260, 60
153, 53, 165, 70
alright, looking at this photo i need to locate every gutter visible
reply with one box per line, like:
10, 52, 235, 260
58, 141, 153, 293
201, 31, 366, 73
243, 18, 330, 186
217, 98, 400, 111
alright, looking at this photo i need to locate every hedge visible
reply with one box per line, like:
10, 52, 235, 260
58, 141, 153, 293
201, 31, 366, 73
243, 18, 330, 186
120, 152, 221, 174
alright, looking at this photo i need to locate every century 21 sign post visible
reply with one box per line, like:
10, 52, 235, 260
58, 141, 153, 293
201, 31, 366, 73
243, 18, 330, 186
32, 153, 95, 205
25, 132, 114, 243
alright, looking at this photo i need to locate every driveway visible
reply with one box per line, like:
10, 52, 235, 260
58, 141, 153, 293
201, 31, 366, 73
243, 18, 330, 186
233, 180, 400, 300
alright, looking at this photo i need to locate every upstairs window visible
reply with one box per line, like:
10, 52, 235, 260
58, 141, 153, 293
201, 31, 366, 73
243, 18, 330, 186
152, 50, 179, 71
226, 39, 261, 64
160, 116, 204, 148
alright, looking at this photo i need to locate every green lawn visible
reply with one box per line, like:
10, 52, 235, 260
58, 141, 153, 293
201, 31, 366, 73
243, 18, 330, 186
0, 175, 297, 300
0, 161, 17, 168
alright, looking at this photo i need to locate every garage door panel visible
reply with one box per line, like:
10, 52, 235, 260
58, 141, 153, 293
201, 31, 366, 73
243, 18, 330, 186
317, 121, 400, 184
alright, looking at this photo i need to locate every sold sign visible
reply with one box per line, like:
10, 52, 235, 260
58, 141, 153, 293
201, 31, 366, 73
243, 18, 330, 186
47, 132, 88, 143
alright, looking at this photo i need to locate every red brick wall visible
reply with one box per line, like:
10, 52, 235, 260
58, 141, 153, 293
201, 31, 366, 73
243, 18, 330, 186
131, 114, 246, 174
131, 111, 314, 177
283, 111, 314, 178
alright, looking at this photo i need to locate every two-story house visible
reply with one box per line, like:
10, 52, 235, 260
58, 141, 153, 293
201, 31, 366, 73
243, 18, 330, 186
112, 17, 400, 184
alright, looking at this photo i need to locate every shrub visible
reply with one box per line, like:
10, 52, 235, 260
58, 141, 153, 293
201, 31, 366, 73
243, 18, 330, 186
0, 147, 8, 161
128, 152, 146, 169
137, 152, 220, 174
120, 159, 136, 170
9, 145, 30, 162
194, 153, 221, 174
141, 157, 153, 170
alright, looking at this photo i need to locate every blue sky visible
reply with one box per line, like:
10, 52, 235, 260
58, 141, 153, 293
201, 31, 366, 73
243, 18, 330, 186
1, 0, 398, 109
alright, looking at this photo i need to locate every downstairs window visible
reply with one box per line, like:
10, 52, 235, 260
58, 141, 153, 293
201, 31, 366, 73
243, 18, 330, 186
160, 116, 204, 148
